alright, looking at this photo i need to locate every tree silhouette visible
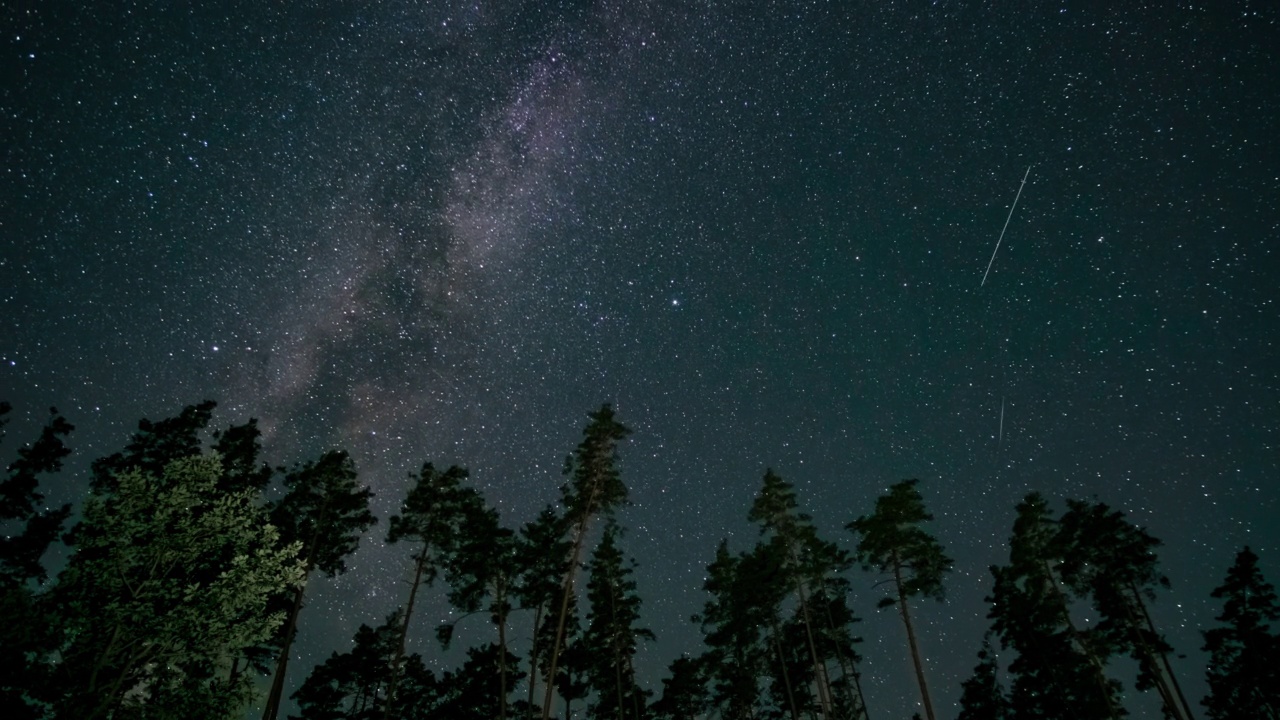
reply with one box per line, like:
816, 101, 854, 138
263, 451, 376, 720
956, 632, 1010, 720
847, 479, 951, 720
1201, 546, 1279, 720
988, 493, 1123, 720
383, 463, 479, 719
1057, 499, 1193, 720
583, 521, 654, 720
542, 404, 632, 720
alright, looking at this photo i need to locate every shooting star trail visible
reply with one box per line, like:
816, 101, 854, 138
981, 166, 1031, 287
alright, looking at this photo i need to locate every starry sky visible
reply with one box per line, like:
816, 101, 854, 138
4, 1, 1278, 718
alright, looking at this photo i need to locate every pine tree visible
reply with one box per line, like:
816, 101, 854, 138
383, 463, 479, 719
749, 469, 841, 720
262, 451, 376, 720
694, 540, 765, 720
1201, 547, 1280, 720
542, 404, 632, 720
437, 485, 519, 720
89, 400, 217, 493
0, 404, 74, 588
514, 504, 573, 713
988, 493, 1123, 720
47, 454, 305, 719
1057, 499, 1193, 720
956, 633, 1010, 720
847, 479, 951, 720
583, 522, 654, 720
0, 404, 75, 718
649, 656, 707, 720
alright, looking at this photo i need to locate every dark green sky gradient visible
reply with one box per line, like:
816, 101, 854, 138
4, 2, 1277, 718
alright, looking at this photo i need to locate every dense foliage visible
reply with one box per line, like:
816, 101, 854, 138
0, 399, 1269, 720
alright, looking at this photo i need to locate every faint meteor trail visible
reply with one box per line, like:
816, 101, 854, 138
981, 166, 1031, 286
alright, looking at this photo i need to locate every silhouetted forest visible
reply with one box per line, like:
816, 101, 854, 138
1, 400, 1276, 720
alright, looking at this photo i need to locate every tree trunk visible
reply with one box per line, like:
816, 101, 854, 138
789, 544, 833, 720
542, 509, 595, 720
497, 579, 510, 720
769, 616, 801, 720
263, 581, 307, 720
1128, 582, 1194, 720
892, 551, 936, 720
383, 545, 430, 720
527, 601, 545, 712
1042, 560, 1119, 720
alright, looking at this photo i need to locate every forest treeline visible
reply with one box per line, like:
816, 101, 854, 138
0, 400, 1276, 720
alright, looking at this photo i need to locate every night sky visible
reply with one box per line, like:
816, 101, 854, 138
4, 2, 1278, 718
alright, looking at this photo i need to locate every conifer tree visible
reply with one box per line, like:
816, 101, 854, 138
649, 656, 708, 720
583, 521, 654, 720
0, 404, 73, 588
262, 451, 376, 720
383, 463, 479, 719
89, 400, 216, 493
1057, 499, 1193, 720
542, 404, 632, 720
437, 487, 519, 720
749, 469, 840, 720
1201, 546, 1280, 720
0, 403, 74, 718
988, 493, 1123, 720
956, 633, 1010, 720
514, 504, 573, 713
847, 479, 951, 720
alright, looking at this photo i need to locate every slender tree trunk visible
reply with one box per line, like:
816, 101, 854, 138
789, 545, 833, 720
263, 581, 308, 720
820, 593, 868, 720
770, 617, 801, 720
1042, 561, 1119, 720
383, 545, 430, 720
542, 503, 596, 720
496, 581, 510, 720
1129, 582, 1195, 720
891, 552, 936, 720
527, 601, 545, 712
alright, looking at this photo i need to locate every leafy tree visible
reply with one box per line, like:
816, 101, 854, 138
1201, 546, 1280, 720
848, 479, 950, 720
263, 451, 376, 720
988, 493, 1122, 720
1057, 499, 1193, 720
583, 521, 654, 720
542, 404, 632, 720
47, 453, 305, 720
383, 463, 479, 719
956, 633, 1010, 720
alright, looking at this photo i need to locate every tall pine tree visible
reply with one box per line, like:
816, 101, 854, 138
542, 404, 631, 720
262, 450, 376, 720
1201, 546, 1279, 720
847, 479, 951, 720
582, 521, 654, 720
